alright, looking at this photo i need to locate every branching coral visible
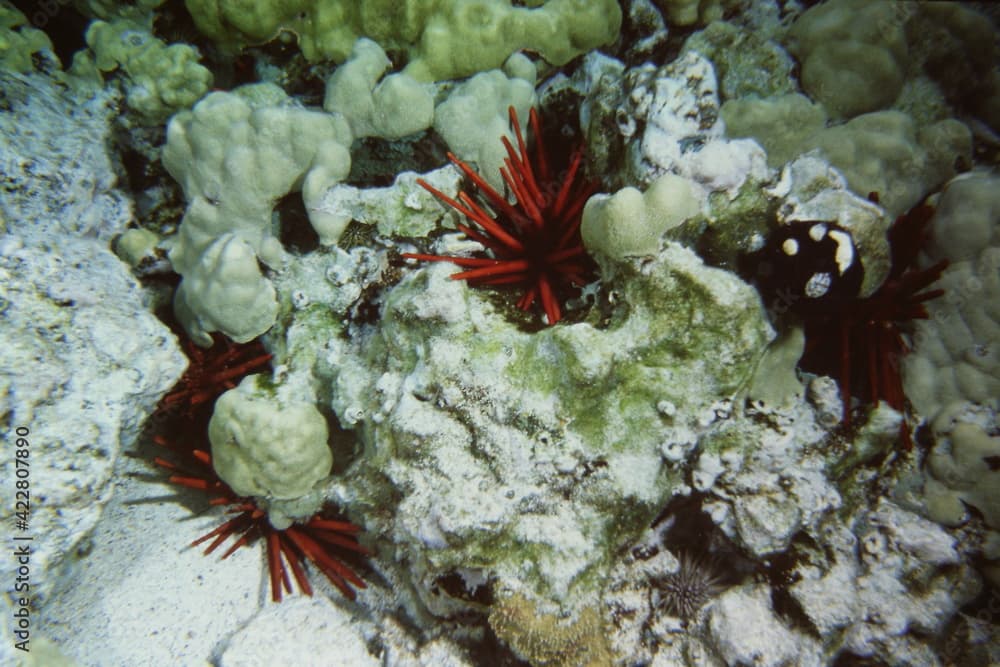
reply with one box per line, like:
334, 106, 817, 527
404, 106, 597, 325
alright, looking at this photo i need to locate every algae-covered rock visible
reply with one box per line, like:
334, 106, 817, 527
583, 50, 768, 193
321, 240, 771, 630
489, 592, 612, 666
682, 20, 797, 101
310, 166, 463, 244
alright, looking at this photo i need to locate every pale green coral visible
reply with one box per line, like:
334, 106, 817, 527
113, 228, 160, 267
432, 66, 535, 191
210, 374, 332, 528
923, 406, 1000, 531
172, 234, 279, 345
323, 37, 433, 140
785, 0, 908, 120
721, 93, 827, 168
903, 174, 1000, 421
581, 174, 701, 260
0, 2, 55, 72
805, 111, 970, 219
73, 0, 165, 20
655, 0, 735, 27
162, 84, 352, 344
724, 101, 971, 219
70, 16, 212, 122
184, 0, 621, 82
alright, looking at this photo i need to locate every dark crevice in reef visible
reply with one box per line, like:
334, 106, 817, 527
275, 191, 321, 255
10, 0, 88, 66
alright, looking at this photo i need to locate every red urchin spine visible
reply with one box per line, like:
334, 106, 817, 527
153, 435, 369, 602
404, 105, 597, 325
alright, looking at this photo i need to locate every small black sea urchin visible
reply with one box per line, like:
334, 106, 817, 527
657, 552, 726, 621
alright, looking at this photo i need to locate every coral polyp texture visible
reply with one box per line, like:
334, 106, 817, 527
405, 106, 597, 325
154, 434, 368, 602
183, 0, 622, 82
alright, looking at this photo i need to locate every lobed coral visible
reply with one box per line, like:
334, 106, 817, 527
69, 15, 213, 122
183, 0, 622, 82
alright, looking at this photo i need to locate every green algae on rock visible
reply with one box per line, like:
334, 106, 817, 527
319, 239, 772, 631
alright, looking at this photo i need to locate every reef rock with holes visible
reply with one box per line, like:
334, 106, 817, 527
309, 237, 773, 661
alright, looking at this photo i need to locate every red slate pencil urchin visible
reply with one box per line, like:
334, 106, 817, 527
154, 434, 369, 602
404, 105, 598, 325
799, 201, 948, 447
158, 334, 272, 419
747, 198, 948, 448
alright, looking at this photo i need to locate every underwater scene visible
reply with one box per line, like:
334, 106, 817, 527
1, 0, 998, 665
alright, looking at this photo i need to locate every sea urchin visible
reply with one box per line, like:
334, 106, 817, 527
153, 435, 369, 602
404, 106, 597, 325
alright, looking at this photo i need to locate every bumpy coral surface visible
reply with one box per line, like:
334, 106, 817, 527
17, 0, 1000, 664
184, 0, 622, 82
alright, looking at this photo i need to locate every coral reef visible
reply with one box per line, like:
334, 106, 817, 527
317, 239, 771, 635
184, 0, 622, 82
10, 0, 999, 664
69, 15, 213, 123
